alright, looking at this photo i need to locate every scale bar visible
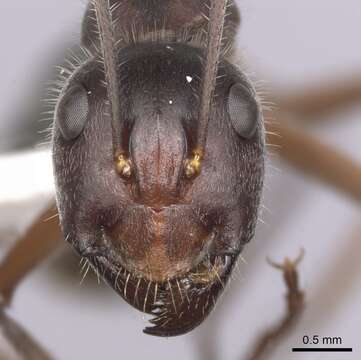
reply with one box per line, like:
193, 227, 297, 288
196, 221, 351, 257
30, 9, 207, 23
292, 348, 353, 352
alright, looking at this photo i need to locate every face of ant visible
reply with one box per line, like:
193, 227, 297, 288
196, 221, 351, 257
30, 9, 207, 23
52, 42, 264, 336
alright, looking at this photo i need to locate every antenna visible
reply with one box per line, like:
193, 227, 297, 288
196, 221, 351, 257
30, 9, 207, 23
185, 0, 228, 178
93, 0, 132, 177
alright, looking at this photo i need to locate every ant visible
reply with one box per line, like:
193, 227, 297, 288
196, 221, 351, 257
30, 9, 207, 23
52, 0, 264, 336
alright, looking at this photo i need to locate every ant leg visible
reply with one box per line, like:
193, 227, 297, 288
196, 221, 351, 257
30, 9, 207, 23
245, 251, 305, 360
274, 75, 361, 119
265, 115, 361, 203
0, 310, 52, 360
0, 201, 63, 306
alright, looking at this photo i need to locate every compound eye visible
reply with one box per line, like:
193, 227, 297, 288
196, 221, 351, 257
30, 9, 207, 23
56, 83, 89, 140
227, 83, 259, 139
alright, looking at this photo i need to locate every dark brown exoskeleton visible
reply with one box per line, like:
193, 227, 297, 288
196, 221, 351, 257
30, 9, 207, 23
52, 0, 264, 336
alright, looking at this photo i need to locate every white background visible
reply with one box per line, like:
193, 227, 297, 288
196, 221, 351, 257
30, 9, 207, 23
0, 0, 360, 359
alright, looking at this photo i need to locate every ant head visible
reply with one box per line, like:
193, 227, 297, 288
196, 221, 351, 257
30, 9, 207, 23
53, 0, 264, 337
53, 41, 264, 336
